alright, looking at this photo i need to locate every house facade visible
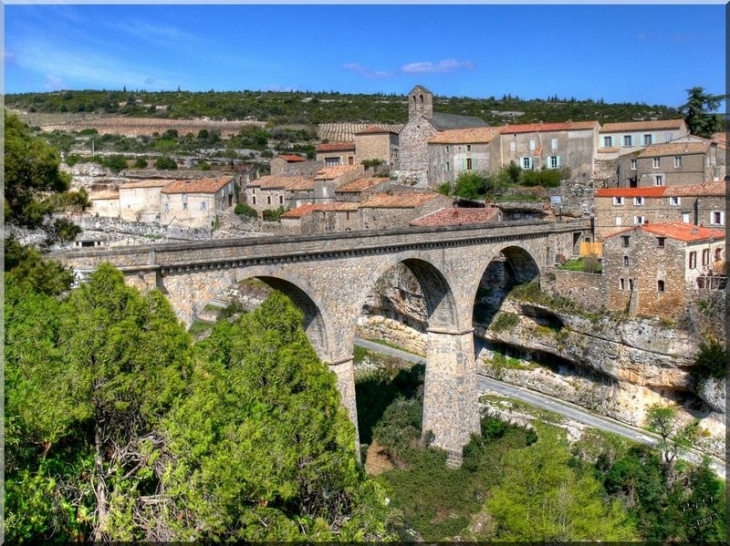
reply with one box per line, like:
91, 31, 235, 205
427, 127, 501, 187
269, 154, 321, 177
160, 176, 235, 229
359, 191, 453, 230
244, 175, 314, 214
634, 137, 718, 188
315, 142, 356, 167
313, 165, 365, 203
603, 223, 725, 319
117, 179, 169, 222
354, 126, 399, 167
280, 202, 361, 235
89, 190, 120, 218
334, 177, 391, 203
598, 119, 689, 154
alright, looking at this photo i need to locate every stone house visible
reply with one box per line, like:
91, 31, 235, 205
354, 126, 399, 167
269, 154, 321, 177
160, 176, 235, 229
89, 190, 120, 218
594, 180, 727, 240
603, 222, 726, 319
409, 205, 502, 227
598, 119, 689, 154
634, 137, 718, 188
313, 165, 365, 204
359, 191, 453, 230
397, 85, 488, 187
315, 142, 356, 167
496, 121, 599, 181
117, 179, 169, 222
334, 177, 391, 203
244, 175, 314, 214
426, 127, 502, 188
280, 202, 361, 235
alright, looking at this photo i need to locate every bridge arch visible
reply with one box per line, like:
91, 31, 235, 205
496, 244, 541, 284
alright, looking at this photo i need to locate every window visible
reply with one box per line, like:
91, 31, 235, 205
466, 145, 472, 152
510, 141, 516, 152
521, 157, 533, 170
252, 196, 256, 205
279, 195, 284, 205
613, 197, 624, 206
551, 138, 558, 151
652, 157, 661, 168
634, 216, 645, 225
548, 155, 560, 169
669, 196, 681, 206
674, 156, 682, 168
682, 212, 690, 223
183, 202, 188, 211
267, 196, 271, 205
702, 249, 710, 267
623, 135, 632, 147
164, 203, 169, 212
657, 237, 666, 248
710, 210, 725, 226
603, 136, 613, 147
622, 235, 630, 247
665, 132, 673, 142
629, 279, 635, 290
200, 201, 207, 210
325, 157, 340, 166
619, 278, 625, 290
715, 248, 723, 262
529, 139, 536, 151
466, 158, 473, 171
615, 217, 622, 226
689, 251, 697, 269
633, 196, 645, 206
657, 280, 665, 292
445, 146, 450, 153
630, 158, 637, 170
445, 162, 450, 172
623, 255, 630, 266
654, 175, 664, 186
643, 134, 652, 145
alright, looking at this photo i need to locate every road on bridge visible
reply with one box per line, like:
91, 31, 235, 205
354, 338, 726, 479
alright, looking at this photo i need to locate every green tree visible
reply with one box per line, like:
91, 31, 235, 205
679, 87, 726, 138
486, 425, 636, 542
161, 292, 393, 541
453, 171, 488, 200
644, 403, 700, 476
155, 156, 178, 170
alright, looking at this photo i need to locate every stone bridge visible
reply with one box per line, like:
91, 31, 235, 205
53, 219, 592, 464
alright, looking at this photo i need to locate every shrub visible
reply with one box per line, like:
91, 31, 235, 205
134, 157, 148, 169
155, 156, 177, 170
234, 203, 258, 219
102, 154, 128, 173
490, 312, 520, 333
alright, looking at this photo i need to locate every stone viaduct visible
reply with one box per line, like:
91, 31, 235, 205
53, 219, 592, 464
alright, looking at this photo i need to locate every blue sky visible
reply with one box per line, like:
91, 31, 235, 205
3, 3, 726, 110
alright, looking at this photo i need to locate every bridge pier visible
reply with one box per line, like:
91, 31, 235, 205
327, 357, 361, 462
422, 327, 480, 466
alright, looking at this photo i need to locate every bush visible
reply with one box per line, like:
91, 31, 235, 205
490, 312, 520, 332
262, 206, 288, 222
234, 203, 258, 219
521, 168, 561, 188
690, 338, 727, 386
155, 156, 177, 170
134, 157, 148, 169
102, 154, 128, 173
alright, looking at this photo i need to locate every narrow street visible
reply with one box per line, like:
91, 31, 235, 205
354, 338, 726, 479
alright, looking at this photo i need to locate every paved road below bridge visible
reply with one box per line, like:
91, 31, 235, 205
354, 338, 726, 479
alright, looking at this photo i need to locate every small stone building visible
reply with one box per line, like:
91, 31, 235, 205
603, 222, 726, 319
89, 190, 120, 218
160, 176, 235, 229
280, 202, 361, 235
634, 137, 718, 188
244, 175, 314, 214
359, 191, 453, 230
269, 154, 321, 177
354, 126, 400, 167
334, 177, 391, 203
117, 179, 169, 222
315, 142, 356, 167
598, 119, 689, 154
427, 127, 502, 188
313, 165, 365, 203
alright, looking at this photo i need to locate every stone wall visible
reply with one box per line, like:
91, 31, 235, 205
395, 117, 438, 187
544, 269, 606, 313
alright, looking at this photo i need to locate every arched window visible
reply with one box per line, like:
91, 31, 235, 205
623, 255, 629, 266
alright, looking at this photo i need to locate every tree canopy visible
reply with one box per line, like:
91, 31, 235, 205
679, 87, 726, 138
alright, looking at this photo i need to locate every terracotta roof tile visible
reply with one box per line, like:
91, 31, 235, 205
355, 125, 398, 135
314, 165, 362, 179
316, 142, 355, 152
119, 179, 170, 189
664, 180, 727, 197
361, 192, 443, 208
161, 176, 233, 194
428, 127, 501, 144
280, 202, 359, 218
499, 121, 599, 134
336, 177, 388, 193
410, 206, 500, 227
599, 119, 686, 133
606, 222, 725, 243
253, 175, 313, 190
595, 187, 668, 198
638, 141, 711, 157
276, 154, 306, 162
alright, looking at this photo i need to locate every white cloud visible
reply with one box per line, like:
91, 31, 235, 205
343, 63, 393, 79
400, 59, 475, 74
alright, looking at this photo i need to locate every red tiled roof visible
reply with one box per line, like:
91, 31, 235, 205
120, 179, 170, 189
410, 206, 500, 227
161, 176, 233, 194
314, 165, 362, 179
355, 125, 398, 135
599, 119, 686, 133
498, 121, 598, 134
606, 222, 725, 243
427, 127, 501, 144
253, 175, 312, 190
280, 202, 359, 218
316, 142, 355, 152
361, 192, 443, 209
336, 177, 388, 193
595, 187, 668, 198
638, 141, 711, 157
664, 180, 727, 197
276, 154, 306, 162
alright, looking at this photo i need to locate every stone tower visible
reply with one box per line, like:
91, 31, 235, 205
408, 85, 433, 121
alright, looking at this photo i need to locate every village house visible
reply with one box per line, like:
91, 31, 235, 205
593, 180, 727, 240
334, 177, 391, 203
159, 176, 236, 229
603, 222, 726, 319
397, 85, 489, 187
354, 125, 400, 167
633, 136, 718, 188
496, 121, 599, 181
597, 119, 689, 155
269, 154, 321, 177
315, 142, 356, 167
313, 164, 365, 203
359, 191, 453, 230
117, 179, 169, 222
244, 175, 314, 214
280, 202, 361, 235
89, 189, 120, 218
427, 127, 502, 188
